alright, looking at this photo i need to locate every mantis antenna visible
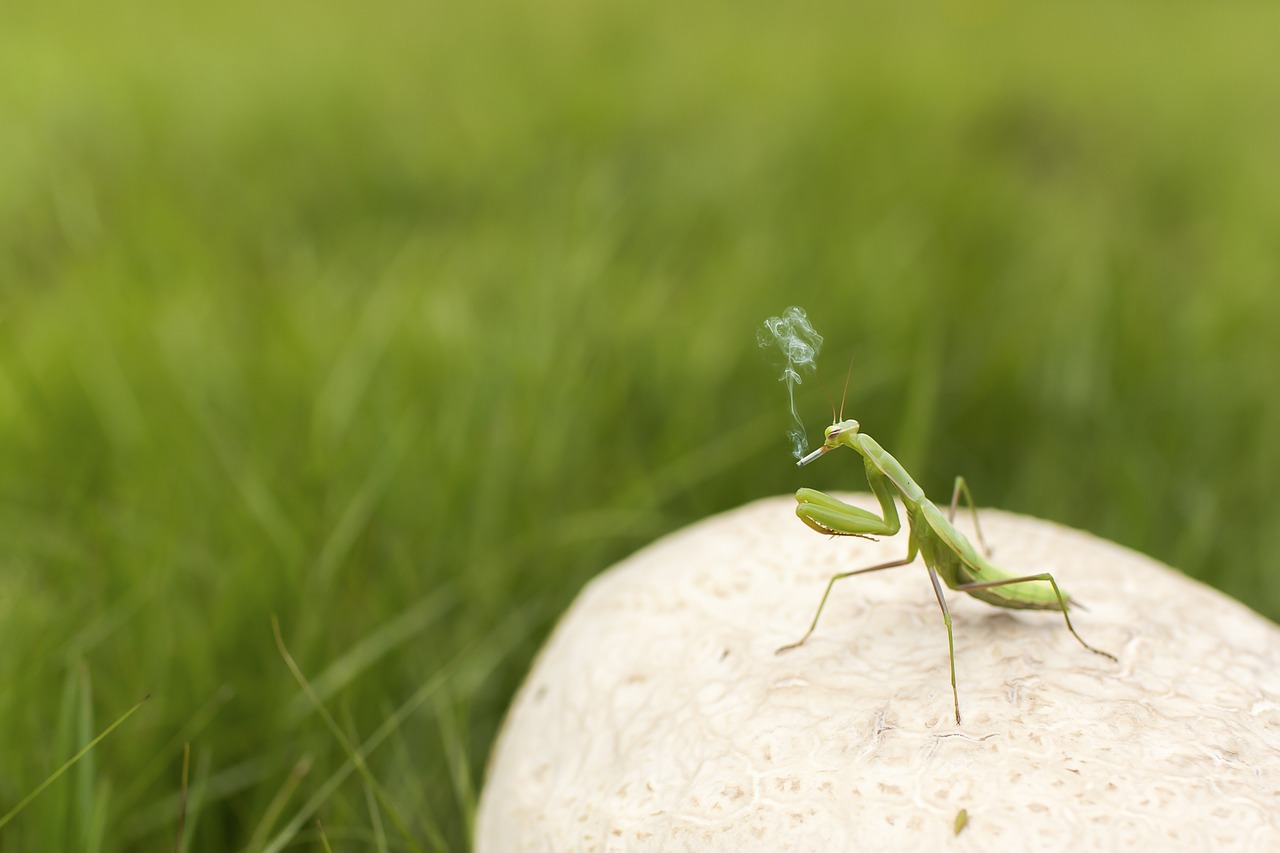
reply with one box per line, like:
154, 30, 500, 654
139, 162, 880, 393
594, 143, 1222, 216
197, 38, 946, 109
839, 352, 855, 422
797, 353, 856, 468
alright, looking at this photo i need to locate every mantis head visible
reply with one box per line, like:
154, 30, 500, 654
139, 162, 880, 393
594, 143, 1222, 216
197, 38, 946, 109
796, 419, 859, 466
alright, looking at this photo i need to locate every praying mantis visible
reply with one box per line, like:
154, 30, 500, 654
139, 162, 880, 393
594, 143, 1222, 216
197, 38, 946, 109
774, 409, 1117, 725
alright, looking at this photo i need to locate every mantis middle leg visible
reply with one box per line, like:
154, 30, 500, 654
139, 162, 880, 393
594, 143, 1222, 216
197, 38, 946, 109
924, 565, 963, 724
948, 476, 992, 557
776, 543, 919, 655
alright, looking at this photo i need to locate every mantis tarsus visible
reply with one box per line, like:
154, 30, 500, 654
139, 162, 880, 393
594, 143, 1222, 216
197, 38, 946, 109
775, 413, 1116, 725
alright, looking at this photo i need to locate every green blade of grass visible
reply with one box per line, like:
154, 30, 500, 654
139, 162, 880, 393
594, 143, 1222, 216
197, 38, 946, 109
259, 605, 539, 853
0, 695, 148, 832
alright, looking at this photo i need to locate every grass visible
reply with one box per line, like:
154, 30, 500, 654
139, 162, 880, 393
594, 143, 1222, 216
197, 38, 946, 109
2, 0, 1279, 848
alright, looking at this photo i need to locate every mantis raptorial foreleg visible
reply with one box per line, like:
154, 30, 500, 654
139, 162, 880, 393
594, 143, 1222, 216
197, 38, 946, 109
947, 476, 992, 557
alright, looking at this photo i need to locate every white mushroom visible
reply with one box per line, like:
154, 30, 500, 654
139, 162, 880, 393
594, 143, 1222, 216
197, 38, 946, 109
477, 494, 1280, 851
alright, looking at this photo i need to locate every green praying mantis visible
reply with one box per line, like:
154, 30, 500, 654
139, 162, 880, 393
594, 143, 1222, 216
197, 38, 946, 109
775, 404, 1117, 725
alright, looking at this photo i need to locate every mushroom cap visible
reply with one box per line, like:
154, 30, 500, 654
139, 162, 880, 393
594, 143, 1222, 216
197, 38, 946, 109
477, 494, 1280, 851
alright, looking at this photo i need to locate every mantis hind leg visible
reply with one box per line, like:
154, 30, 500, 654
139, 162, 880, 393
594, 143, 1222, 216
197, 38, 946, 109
775, 552, 915, 655
948, 476, 992, 557
952, 573, 1117, 662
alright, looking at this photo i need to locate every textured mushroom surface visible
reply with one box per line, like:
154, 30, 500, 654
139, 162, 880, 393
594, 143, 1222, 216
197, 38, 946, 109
477, 494, 1280, 851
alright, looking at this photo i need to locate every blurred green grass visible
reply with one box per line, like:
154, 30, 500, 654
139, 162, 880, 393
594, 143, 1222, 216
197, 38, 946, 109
2, 0, 1279, 848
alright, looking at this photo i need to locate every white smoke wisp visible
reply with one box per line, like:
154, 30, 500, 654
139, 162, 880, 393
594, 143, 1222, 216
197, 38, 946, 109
757, 306, 824, 459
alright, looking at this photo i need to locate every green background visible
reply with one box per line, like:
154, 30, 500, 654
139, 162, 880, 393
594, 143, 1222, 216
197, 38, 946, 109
3, 0, 1278, 849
